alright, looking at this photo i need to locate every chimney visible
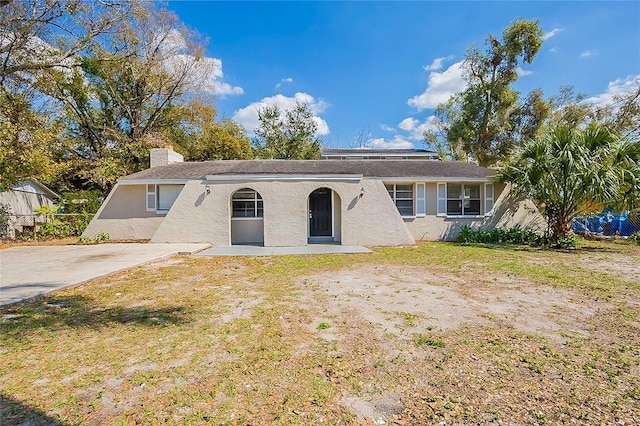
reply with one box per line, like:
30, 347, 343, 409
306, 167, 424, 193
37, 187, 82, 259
150, 145, 183, 168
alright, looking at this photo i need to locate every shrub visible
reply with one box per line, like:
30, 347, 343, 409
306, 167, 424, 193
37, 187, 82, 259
32, 211, 93, 240
79, 232, 110, 244
457, 225, 541, 245
60, 190, 103, 214
0, 203, 11, 238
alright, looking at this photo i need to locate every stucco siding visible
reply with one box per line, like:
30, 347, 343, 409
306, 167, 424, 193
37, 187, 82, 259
85, 176, 542, 246
95, 185, 157, 219
404, 182, 545, 241
150, 180, 223, 243
342, 179, 415, 246
149, 179, 414, 247
82, 184, 164, 240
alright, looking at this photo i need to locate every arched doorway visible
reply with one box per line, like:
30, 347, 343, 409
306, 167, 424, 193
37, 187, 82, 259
308, 188, 340, 243
230, 188, 264, 245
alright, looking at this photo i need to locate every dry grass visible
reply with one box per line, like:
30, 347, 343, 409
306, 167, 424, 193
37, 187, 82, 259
1, 240, 639, 425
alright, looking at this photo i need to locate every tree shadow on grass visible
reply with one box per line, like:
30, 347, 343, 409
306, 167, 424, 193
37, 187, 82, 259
0, 294, 191, 340
1, 394, 64, 426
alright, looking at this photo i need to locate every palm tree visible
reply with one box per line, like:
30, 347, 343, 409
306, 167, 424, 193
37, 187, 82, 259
497, 124, 640, 242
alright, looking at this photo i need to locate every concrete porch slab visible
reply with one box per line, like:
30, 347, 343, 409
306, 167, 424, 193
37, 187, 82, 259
195, 245, 372, 257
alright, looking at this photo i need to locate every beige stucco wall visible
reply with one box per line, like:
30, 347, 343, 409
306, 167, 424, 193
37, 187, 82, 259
404, 182, 545, 241
82, 184, 164, 240
84, 178, 544, 246
148, 179, 415, 247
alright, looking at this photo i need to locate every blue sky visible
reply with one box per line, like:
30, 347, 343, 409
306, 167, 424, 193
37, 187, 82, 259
168, 1, 640, 149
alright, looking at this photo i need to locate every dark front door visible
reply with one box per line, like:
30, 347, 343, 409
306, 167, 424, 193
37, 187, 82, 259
309, 188, 332, 237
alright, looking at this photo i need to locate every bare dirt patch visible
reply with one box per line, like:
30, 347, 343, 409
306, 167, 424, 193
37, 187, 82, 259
299, 265, 606, 343
296, 262, 634, 424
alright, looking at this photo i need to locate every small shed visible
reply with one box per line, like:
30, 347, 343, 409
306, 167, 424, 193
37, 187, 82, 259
0, 179, 59, 238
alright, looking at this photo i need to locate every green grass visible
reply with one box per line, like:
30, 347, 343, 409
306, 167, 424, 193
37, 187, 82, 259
1, 240, 639, 424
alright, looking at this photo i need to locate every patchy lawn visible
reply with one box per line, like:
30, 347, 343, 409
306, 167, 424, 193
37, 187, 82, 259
1, 241, 639, 425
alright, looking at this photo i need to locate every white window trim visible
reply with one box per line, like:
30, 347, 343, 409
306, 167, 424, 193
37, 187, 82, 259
385, 183, 414, 217
146, 184, 156, 212
484, 183, 495, 217
447, 183, 482, 217
437, 182, 446, 217
146, 184, 183, 214
416, 183, 426, 217
438, 182, 492, 218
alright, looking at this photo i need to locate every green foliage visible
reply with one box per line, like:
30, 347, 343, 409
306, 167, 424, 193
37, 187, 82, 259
0, 203, 12, 238
32, 211, 93, 240
79, 232, 110, 244
497, 124, 640, 242
457, 226, 541, 245
629, 233, 640, 245
35, 213, 92, 240
0, 91, 65, 189
253, 103, 321, 160
317, 322, 331, 330
60, 190, 103, 214
0, 0, 134, 190
424, 19, 546, 167
173, 101, 253, 161
550, 235, 579, 249
414, 334, 446, 348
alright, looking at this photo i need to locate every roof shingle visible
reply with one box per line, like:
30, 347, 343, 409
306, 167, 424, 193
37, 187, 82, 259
121, 160, 495, 181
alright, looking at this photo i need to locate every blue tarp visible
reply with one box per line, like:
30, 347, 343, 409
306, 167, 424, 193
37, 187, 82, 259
572, 209, 640, 236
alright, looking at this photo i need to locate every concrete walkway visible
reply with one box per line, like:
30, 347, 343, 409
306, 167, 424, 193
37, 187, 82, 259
0, 243, 209, 306
196, 244, 372, 257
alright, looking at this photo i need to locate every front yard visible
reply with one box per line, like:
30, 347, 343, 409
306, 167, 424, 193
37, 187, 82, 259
1, 241, 639, 425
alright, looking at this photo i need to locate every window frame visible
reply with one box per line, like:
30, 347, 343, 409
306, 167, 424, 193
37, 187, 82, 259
146, 184, 183, 214
437, 182, 491, 218
484, 183, 494, 216
415, 183, 426, 217
385, 183, 414, 217
231, 188, 264, 219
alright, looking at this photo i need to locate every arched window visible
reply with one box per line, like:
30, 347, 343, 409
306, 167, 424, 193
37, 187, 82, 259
232, 188, 263, 218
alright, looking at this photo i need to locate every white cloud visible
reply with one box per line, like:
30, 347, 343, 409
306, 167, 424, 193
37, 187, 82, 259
549, 47, 558, 54
398, 117, 418, 132
580, 50, 597, 58
423, 55, 454, 71
233, 92, 330, 137
542, 28, 563, 41
516, 67, 534, 77
585, 75, 640, 108
397, 116, 440, 141
155, 29, 243, 96
368, 135, 415, 149
408, 61, 466, 111
275, 77, 294, 88
380, 124, 395, 132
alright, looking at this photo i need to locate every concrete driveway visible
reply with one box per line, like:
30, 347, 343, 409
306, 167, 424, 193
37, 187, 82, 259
0, 243, 209, 306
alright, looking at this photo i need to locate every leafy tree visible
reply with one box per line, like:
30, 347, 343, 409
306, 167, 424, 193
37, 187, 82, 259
0, 0, 133, 189
172, 100, 253, 161
253, 103, 321, 160
0, 90, 64, 189
0, 0, 133, 84
497, 124, 640, 241
424, 19, 546, 167
49, 4, 217, 191
594, 79, 640, 139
